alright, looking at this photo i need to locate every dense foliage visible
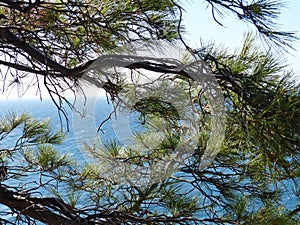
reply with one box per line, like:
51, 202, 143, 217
0, 0, 299, 224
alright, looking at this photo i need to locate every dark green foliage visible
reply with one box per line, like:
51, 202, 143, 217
134, 97, 180, 123
0, 0, 299, 224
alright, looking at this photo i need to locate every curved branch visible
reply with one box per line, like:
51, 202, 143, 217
0, 27, 71, 76
0, 185, 79, 225
0, 59, 48, 75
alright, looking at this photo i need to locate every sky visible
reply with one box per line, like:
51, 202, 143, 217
0, 0, 299, 99
183, 0, 300, 73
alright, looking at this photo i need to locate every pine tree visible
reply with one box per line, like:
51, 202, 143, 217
0, 0, 299, 224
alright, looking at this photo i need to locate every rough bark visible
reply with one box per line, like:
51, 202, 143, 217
0, 185, 79, 225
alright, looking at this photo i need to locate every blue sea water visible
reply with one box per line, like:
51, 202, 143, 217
0, 97, 141, 164
0, 97, 146, 221
0, 97, 299, 222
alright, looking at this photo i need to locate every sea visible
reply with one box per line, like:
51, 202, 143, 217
0, 97, 142, 163
0, 97, 298, 222
0, 96, 147, 222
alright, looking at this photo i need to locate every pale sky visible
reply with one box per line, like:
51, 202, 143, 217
183, 0, 300, 73
1, 0, 299, 99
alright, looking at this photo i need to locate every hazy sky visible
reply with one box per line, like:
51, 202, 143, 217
183, 0, 300, 73
1, 0, 299, 99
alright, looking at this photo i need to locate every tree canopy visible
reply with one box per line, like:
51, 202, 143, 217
0, 0, 300, 224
